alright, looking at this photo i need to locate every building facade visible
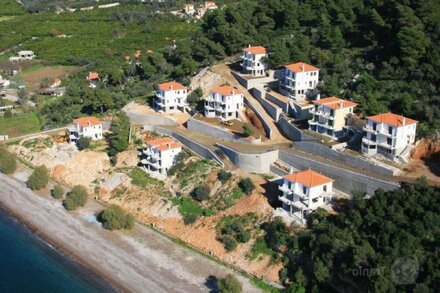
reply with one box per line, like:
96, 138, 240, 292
240, 46, 269, 77
204, 85, 244, 120
68, 116, 103, 144
308, 96, 357, 138
154, 81, 188, 113
140, 137, 182, 176
361, 112, 417, 159
279, 62, 319, 100
278, 169, 334, 224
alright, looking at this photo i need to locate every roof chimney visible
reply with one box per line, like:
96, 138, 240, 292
316, 94, 321, 100
402, 115, 406, 125
301, 64, 305, 72
339, 101, 343, 109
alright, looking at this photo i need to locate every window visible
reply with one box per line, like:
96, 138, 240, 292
388, 126, 393, 135
387, 138, 392, 145
330, 109, 335, 117
323, 185, 327, 192
373, 122, 377, 131
302, 186, 307, 194
372, 134, 377, 142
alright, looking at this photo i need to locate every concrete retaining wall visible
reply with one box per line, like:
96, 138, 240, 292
277, 115, 302, 141
216, 144, 278, 173
145, 125, 224, 167
126, 112, 178, 126
279, 150, 399, 195
266, 92, 288, 112
231, 71, 276, 90
187, 118, 261, 144
243, 96, 273, 139
250, 87, 282, 121
293, 142, 397, 176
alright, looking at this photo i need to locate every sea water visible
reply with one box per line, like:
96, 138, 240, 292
0, 208, 117, 293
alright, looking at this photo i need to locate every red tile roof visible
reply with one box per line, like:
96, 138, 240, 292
285, 62, 319, 73
283, 169, 334, 188
158, 81, 187, 92
211, 85, 241, 96
243, 46, 269, 55
146, 137, 182, 151
87, 72, 100, 80
367, 112, 417, 127
313, 96, 357, 110
73, 116, 101, 127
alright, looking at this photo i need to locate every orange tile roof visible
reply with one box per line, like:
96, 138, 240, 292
53, 77, 61, 83
211, 85, 241, 96
158, 81, 187, 92
285, 62, 319, 73
367, 112, 418, 127
313, 96, 357, 110
134, 50, 141, 58
87, 72, 100, 80
243, 46, 269, 55
146, 137, 182, 151
73, 116, 101, 127
283, 169, 334, 188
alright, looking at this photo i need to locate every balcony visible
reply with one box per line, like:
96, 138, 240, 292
362, 137, 377, 146
156, 91, 164, 99
278, 195, 292, 206
308, 119, 318, 126
278, 185, 293, 194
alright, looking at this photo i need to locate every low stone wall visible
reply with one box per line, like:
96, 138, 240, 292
270, 164, 289, 177
145, 125, 224, 167
243, 96, 273, 139
187, 118, 261, 144
279, 150, 399, 195
250, 87, 282, 121
216, 143, 278, 173
266, 92, 288, 112
126, 112, 178, 127
231, 70, 275, 90
277, 115, 302, 141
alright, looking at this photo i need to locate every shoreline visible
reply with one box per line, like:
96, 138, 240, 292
0, 202, 127, 293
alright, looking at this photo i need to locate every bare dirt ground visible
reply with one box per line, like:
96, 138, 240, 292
189, 67, 223, 95
123, 101, 190, 125
19, 65, 79, 92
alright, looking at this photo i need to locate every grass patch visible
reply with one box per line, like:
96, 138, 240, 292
177, 159, 212, 189
22, 137, 53, 149
248, 237, 277, 261
0, 112, 41, 137
128, 168, 163, 188
219, 187, 243, 210
0, 0, 26, 16
171, 197, 213, 218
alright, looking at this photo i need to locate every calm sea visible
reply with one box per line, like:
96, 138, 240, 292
0, 207, 117, 293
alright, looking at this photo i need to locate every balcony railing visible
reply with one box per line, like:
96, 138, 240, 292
278, 185, 293, 194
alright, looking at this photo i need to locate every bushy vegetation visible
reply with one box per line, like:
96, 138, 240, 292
0, 0, 26, 16
98, 204, 135, 231
216, 214, 254, 251
167, 151, 189, 176
109, 112, 130, 154
77, 136, 91, 150
191, 184, 210, 201
51, 184, 64, 199
26, 165, 49, 190
238, 178, 255, 195
218, 170, 232, 183
171, 197, 213, 225
0, 112, 41, 138
256, 178, 439, 292
242, 123, 254, 137
63, 185, 88, 210
217, 274, 243, 293
128, 168, 163, 188
0, 147, 17, 174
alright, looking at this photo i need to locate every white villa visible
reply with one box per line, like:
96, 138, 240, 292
67, 116, 103, 144
362, 112, 417, 160
154, 81, 188, 113
308, 96, 358, 138
9, 50, 35, 62
279, 62, 319, 100
278, 169, 334, 224
241, 46, 269, 77
87, 72, 100, 88
204, 85, 244, 120
140, 137, 182, 176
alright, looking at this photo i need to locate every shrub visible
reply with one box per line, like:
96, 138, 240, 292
238, 178, 255, 195
218, 170, 232, 183
27, 165, 49, 190
217, 274, 242, 293
63, 185, 88, 210
98, 204, 135, 230
3, 109, 12, 118
242, 123, 254, 137
183, 214, 198, 225
223, 235, 238, 251
192, 184, 210, 201
78, 136, 91, 150
0, 147, 17, 174
51, 184, 64, 199
188, 87, 203, 104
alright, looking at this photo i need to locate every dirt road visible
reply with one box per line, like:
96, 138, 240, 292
0, 171, 262, 293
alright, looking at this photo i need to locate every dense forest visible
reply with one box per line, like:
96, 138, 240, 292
258, 178, 440, 292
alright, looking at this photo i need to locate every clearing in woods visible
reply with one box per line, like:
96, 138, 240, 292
19, 65, 80, 92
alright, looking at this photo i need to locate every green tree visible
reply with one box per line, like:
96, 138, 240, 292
51, 184, 64, 199
110, 112, 130, 153
98, 204, 135, 230
242, 123, 254, 137
217, 274, 242, 293
63, 185, 88, 210
192, 184, 210, 201
0, 147, 17, 174
27, 165, 49, 190
78, 136, 91, 150
218, 170, 232, 183
238, 178, 254, 195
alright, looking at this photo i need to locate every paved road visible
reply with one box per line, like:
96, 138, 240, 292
0, 172, 262, 293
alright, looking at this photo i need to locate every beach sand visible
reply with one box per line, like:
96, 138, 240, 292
0, 171, 263, 292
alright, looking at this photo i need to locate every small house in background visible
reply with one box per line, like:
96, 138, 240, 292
362, 112, 417, 161
67, 116, 103, 145
196, 1, 218, 18
50, 78, 61, 88
154, 81, 188, 113
87, 72, 100, 88
241, 46, 269, 77
140, 137, 182, 176
278, 169, 334, 224
9, 50, 35, 62
204, 85, 244, 120
184, 3, 195, 15
308, 96, 358, 139
279, 62, 319, 101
